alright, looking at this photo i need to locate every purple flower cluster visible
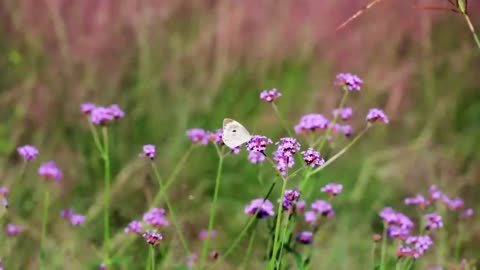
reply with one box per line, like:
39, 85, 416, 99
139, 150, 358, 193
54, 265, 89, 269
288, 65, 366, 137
301, 148, 325, 168
297, 231, 313, 245
60, 208, 86, 226
311, 200, 334, 217
260, 88, 282, 102
321, 183, 343, 196
82, 103, 125, 125
244, 198, 275, 219
332, 107, 353, 121
304, 211, 317, 224
404, 194, 430, 209
397, 235, 433, 259
366, 108, 389, 124
294, 114, 329, 134
139, 144, 156, 160
5, 223, 23, 236
199, 229, 216, 241
334, 73, 363, 91
38, 161, 63, 181
186, 128, 209, 145
273, 138, 300, 175
246, 135, 272, 153
142, 230, 163, 245
424, 213, 443, 230
124, 220, 143, 234
282, 189, 300, 212
17, 145, 39, 161
248, 151, 265, 164
143, 208, 169, 227
379, 207, 414, 240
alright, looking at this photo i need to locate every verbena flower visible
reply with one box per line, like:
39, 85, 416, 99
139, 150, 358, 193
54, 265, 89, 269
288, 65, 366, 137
108, 104, 125, 119
186, 253, 197, 269
260, 88, 282, 102
274, 137, 300, 175
246, 135, 273, 153
248, 151, 265, 164
60, 208, 85, 226
142, 230, 163, 245
379, 207, 414, 230
186, 128, 209, 145
244, 199, 275, 218
17, 145, 39, 161
273, 149, 295, 175
341, 125, 353, 137
321, 183, 343, 196
124, 220, 143, 234
282, 189, 300, 212
140, 144, 156, 160
81, 102, 96, 114
297, 231, 313, 244
406, 235, 433, 258
462, 208, 474, 218
99, 263, 107, 270
332, 107, 353, 120
90, 107, 114, 125
443, 196, 464, 210
38, 161, 63, 181
387, 225, 410, 240
429, 185, 443, 201
294, 114, 329, 134
334, 73, 363, 91
404, 194, 430, 209
311, 200, 334, 217
199, 229, 216, 241
424, 213, 443, 230
230, 146, 241, 154
143, 208, 169, 227
304, 211, 317, 224
301, 148, 325, 168
296, 200, 306, 212
5, 223, 23, 236
366, 108, 389, 124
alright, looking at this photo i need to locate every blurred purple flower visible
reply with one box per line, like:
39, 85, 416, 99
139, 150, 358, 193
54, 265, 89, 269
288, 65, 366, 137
81, 102, 96, 115
405, 235, 433, 258
90, 107, 114, 125
296, 231, 313, 244
124, 220, 143, 234
296, 200, 306, 212
334, 73, 363, 91
60, 208, 85, 226
209, 129, 223, 144
244, 198, 275, 218
379, 207, 414, 229
260, 88, 282, 102
186, 253, 197, 269
321, 183, 343, 196
108, 104, 125, 119
301, 148, 325, 168
142, 230, 163, 246
387, 225, 410, 240
248, 151, 266, 164
140, 144, 156, 160
199, 229, 216, 241
424, 213, 443, 230
282, 189, 300, 212
332, 107, 353, 120
304, 211, 317, 224
230, 146, 241, 154
5, 223, 23, 236
443, 196, 464, 210
143, 208, 169, 227
366, 108, 389, 124
17, 145, 39, 161
429, 185, 443, 201
38, 161, 63, 181
404, 194, 430, 209
186, 128, 209, 145
462, 208, 474, 218
99, 263, 107, 270
294, 114, 329, 134
341, 125, 354, 137
246, 135, 272, 153
311, 200, 334, 217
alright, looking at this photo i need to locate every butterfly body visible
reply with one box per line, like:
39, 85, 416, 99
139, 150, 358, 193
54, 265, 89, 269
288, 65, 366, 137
222, 118, 252, 148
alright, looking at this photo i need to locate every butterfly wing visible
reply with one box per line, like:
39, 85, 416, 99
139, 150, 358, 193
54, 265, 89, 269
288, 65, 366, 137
223, 118, 252, 148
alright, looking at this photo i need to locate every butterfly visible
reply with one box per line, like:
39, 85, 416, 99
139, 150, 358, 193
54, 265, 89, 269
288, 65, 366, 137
222, 118, 252, 148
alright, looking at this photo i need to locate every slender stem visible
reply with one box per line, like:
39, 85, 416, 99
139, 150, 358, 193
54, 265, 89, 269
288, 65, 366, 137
151, 246, 155, 270
268, 179, 288, 270
454, 222, 464, 261
463, 13, 480, 49
40, 188, 50, 268
395, 259, 401, 270
380, 224, 388, 270
145, 246, 152, 270
88, 121, 104, 154
371, 241, 377, 270
102, 127, 111, 263
150, 163, 191, 254
242, 225, 257, 270
316, 90, 349, 152
208, 181, 276, 270
199, 155, 224, 269
271, 102, 294, 138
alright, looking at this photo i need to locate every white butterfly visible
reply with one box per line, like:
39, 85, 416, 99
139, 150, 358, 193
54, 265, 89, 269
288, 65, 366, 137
222, 118, 252, 148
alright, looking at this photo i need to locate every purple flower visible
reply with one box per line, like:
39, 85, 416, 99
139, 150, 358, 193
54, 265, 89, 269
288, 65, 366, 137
296, 231, 313, 244
124, 220, 143, 234
99, 263, 107, 270
248, 151, 266, 164
334, 73, 363, 91
301, 148, 325, 168
275, 138, 301, 156
462, 208, 474, 218
320, 183, 343, 196
429, 185, 443, 201
209, 129, 223, 144
230, 146, 241, 154
244, 199, 275, 218
70, 214, 86, 226
296, 200, 306, 212
0, 187, 7, 208
108, 104, 125, 119
304, 211, 317, 224
273, 149, 295, 175
366, 108, 389, 124
140, 144, 156, 160
17, 145, 39, 161
294, 114, 329, 134
443, 197, 464, 210
311, 200, 334, 217
186, 253, 197, 269
424, 213, 443, 230
60, 208, 74, 219
81, 102, 96, 114
143, 208, 169, 227
260, 88, 282, 102
142, 230, 163, 245
404, 235, 433, 258
246, 135, 273, 153
38, 161, 63, 181
387, 225, 410, 240
5, 223, 22, 236
404, 194, 430, 209
186, 128, 209, 145
199, 229, 216, 241
282, 189, 300, 212
90, 107, 115, 125
332, 107, 353, 121
379, 207, 414, 229
341, 125, 354, 137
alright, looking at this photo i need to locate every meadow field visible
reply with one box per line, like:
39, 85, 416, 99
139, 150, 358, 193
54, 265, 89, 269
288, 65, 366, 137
0, 1, 480, 269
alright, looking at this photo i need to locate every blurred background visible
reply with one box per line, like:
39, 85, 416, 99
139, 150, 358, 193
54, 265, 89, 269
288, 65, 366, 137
1, 0, 479, 269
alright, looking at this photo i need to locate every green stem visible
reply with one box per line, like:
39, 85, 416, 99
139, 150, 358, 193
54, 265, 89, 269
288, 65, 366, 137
145, 246, 152, 270
371, 241, 377, 270
40, 188, 50, 268
151, 246, 155, 270
151, 163, 191, 254
199, 155, 224, 269
380, 224, 388, 270
271, 102, 294, 138
102, 127, 111, 263
88, 121, 104, 154
242, 224, 257, 270
315, 90, 349, 152
462, 13, 480, 49
268, 179, 288, 270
